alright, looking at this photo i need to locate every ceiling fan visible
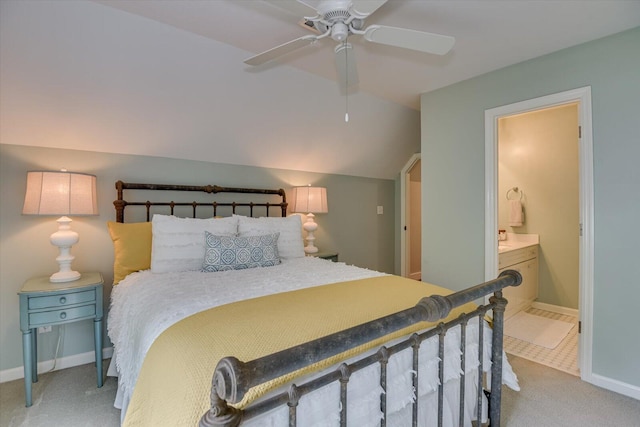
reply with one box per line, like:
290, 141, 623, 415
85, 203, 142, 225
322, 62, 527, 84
245, 0, 455, 93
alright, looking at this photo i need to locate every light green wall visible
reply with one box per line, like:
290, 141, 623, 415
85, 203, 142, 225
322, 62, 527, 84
421, 27, 640, 388
0, 143, 396, 372
498, 104, 579, 309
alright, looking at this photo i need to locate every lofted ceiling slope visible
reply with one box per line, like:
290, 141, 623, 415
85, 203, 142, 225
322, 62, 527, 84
95, 0, 640, 110
1, 1, 639, 179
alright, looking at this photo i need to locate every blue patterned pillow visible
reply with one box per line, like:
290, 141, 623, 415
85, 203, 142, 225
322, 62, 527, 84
202, 232, 280, 272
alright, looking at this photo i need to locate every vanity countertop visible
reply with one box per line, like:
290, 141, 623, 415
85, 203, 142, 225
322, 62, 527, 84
498, 233, 539, 253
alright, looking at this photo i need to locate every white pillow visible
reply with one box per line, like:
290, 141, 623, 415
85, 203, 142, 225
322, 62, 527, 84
151, 215, 238, 273
235, 214, 305, 259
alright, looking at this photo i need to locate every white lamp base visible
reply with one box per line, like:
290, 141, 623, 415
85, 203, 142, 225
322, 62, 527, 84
50, 270, 81, 283
49, 216, 81, 283
302, 213, 319, 254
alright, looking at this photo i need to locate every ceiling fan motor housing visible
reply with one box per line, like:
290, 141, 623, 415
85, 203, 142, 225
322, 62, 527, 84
331, 22, 349, 41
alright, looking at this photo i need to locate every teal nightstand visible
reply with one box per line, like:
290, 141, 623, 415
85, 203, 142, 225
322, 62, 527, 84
311, 252, 339, 262
18, 272, 104, 407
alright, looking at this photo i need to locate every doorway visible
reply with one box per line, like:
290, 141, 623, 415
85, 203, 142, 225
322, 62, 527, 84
484, 87, 594, 381
498, 103, 580, 375
400, 153, 421, 279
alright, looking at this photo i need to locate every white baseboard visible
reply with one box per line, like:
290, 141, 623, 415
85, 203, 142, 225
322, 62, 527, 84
589, 373, 640, 401
529, 303, 639, 401
531, 301, 579, 317
0, 347, 113, 384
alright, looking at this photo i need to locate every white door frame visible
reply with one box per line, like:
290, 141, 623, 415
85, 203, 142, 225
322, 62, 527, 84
484, 87, 594, 380
400, 153, 421, 278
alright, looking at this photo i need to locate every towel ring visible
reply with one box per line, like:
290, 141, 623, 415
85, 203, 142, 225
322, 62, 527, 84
506, 187, 523, 201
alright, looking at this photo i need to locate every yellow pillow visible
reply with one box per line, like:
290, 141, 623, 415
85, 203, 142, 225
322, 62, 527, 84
107, 221, 152, 284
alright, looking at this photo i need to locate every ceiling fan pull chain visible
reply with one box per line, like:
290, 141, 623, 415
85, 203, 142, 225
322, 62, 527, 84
344, 39, 349, 123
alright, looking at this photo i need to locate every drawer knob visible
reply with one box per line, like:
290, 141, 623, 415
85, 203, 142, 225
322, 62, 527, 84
60, 312, 67, 319
59, 297, 67, 304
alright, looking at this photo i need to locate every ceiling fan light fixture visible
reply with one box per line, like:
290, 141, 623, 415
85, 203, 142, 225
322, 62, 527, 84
331, 22, 349, 42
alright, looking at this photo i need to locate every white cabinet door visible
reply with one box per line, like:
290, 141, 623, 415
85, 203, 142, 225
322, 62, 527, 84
500, 256, 538, 319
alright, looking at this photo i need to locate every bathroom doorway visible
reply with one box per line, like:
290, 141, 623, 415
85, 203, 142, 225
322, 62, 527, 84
498, 103, 580, 376
484, 87, 594, 381
400, 154, 421, 280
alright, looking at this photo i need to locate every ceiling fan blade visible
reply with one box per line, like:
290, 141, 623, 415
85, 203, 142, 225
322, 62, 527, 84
244, 35, 318, 66
351, 0, 388, 17
263, 0, 319, 18
335, 43, 359, 93
363, 25, 455, 55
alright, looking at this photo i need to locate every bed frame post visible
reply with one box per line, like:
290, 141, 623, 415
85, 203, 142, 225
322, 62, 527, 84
114, 180, 125, 223
488, 290, 508, 427
279, 189, 287, 217
199, 384, 242, 427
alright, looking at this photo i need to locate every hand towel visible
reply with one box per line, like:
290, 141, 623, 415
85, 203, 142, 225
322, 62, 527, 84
509, 200, 524, 226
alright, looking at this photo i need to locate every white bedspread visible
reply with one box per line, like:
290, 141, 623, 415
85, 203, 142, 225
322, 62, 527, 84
108, 257, 386, 414
108, 257, 518, 425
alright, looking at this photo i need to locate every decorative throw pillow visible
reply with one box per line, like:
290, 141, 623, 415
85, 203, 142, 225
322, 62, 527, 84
106, 221, 152, 284
202, 232, 280, 272
235, 214, 305, 259
151, 215, 238, 273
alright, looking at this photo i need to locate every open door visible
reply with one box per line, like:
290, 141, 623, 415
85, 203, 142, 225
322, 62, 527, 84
400, 154, 421, 279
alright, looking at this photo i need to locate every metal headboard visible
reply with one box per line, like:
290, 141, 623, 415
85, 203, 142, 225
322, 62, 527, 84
113, 180, 288, 222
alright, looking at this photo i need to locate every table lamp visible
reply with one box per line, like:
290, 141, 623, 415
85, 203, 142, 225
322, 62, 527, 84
22, 170, 98, 282
291, 186, 328, 254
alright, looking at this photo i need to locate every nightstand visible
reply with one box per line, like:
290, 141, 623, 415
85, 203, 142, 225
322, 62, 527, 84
312, 252, 339, 262
18, 272, 104, 407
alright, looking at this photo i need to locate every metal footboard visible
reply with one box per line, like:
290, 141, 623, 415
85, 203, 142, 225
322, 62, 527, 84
200, 270, 522, 427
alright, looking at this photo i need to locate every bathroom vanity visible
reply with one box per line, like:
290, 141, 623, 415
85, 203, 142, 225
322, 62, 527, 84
498, 233, 539, 320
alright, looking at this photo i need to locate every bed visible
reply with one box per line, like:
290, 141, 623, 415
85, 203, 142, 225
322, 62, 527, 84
106, 180, 521, 427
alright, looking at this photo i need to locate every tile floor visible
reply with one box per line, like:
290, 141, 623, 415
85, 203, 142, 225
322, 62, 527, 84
503, 307, 580, 376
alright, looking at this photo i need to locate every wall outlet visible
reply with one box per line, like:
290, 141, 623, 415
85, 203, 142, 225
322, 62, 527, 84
377, 206, 384, 215
38, 326, 52, 334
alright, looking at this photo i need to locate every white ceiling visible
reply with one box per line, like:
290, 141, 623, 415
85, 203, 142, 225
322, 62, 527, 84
2, 1, 639, 180
96, 0, 640, 110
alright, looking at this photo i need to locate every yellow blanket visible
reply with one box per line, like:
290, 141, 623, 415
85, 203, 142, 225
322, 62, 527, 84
123, 275, 476, 426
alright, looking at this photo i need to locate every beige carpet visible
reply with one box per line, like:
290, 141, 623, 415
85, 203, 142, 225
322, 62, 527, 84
2, 356, 640, 426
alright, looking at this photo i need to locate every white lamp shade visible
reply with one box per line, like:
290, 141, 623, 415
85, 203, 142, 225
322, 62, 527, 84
23, 171, 98, 216
291, 186, 328, 214
22, 171, 98, 283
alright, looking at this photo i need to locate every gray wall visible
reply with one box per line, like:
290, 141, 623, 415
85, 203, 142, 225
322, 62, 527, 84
0, 143, 396, 372
421, 27, 640, 389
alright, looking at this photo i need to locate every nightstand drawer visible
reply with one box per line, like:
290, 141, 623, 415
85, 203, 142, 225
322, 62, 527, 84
28, 290, 95, 310
29, 304, 96, 326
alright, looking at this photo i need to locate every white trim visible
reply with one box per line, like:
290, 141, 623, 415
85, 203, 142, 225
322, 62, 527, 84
484, 109, 499, 283
531, 301, 579, 317
590, 373, 640, 401
0, 347, 113, 383
484, 86, 594, 384
400, 153, 421, 277
577, 88, 595, 383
